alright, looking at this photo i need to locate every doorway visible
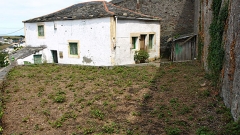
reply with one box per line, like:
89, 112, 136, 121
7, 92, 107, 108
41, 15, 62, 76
33, 54, 42, 64
140, 35, 146, 50
51, 50, 58, 63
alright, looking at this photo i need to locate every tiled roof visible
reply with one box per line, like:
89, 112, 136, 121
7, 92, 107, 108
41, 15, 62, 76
23, 1, 161, 23
110, 0, 125, 4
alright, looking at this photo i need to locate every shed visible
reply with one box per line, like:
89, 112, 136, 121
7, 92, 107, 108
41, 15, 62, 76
171, 34, 197, 62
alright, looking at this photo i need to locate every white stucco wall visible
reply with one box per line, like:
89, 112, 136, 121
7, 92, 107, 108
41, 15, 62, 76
24, 17, 112, 66
17, 49, 49, 65
115, 19, 160, 65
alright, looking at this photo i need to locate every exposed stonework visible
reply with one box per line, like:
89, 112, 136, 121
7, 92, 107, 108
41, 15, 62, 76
111, 0, 195, 58
199, 0, 240, 120
198, 0, 213, 71
221, 0, 240, 121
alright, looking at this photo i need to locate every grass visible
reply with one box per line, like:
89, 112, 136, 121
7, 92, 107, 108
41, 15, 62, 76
0, 43, 11, 50
1, 62, 237, 134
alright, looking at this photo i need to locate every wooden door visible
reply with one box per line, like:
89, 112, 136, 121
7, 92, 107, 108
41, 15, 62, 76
140, 35, 146, 50
33, 54, 42, 64
51, 50, 58, 63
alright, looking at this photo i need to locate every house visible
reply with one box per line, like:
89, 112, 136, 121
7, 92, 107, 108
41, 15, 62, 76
110, 0, 197, 60
0, 37, 3, 43
21, 1, 161, 66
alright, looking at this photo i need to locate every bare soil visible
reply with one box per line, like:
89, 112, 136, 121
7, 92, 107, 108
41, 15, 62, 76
1, 62, 232, 135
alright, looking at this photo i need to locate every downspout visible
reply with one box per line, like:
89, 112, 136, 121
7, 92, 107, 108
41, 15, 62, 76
114, 16, 118, 49
113, 16, 118, 66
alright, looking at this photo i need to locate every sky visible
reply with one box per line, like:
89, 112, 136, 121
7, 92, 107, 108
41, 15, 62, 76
0, 0, 110, 36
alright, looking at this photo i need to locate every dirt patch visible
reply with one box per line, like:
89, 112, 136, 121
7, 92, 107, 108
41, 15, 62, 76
1, 62, 233, 134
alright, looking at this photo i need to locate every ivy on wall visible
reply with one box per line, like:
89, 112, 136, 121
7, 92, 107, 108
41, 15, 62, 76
208, 0, 229, 86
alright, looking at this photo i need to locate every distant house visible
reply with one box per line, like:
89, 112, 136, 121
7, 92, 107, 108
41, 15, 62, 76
21, 1, 161, 66
0, 37, 3, 43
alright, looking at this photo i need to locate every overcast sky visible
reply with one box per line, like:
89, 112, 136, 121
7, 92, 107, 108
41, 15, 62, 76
0, 0, 110, 36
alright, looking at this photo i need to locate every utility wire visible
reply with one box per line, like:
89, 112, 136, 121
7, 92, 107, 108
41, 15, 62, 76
0, 27, 24, 35
0, 27, 23, 29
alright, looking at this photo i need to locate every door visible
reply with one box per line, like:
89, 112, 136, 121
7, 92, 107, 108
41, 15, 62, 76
33, 54, 42, 64
51, 50, 58, 63
140, 35, 146, 50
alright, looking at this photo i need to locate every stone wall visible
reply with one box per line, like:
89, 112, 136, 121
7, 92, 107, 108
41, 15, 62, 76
199, 0, 240, 121
221, 0, 240, 121
111, 0, 195, 58
198, 0, 213, 71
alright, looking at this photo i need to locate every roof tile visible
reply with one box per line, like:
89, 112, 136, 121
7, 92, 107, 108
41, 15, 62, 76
23, 1, 161, 23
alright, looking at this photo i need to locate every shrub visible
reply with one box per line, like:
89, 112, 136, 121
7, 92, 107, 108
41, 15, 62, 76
0, 53, 8, 67
134, 50, 149, 63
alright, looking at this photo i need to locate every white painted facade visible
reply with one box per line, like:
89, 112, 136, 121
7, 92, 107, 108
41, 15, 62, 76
23, 17, 160, 66
24, 17, 112, 66
115, 19, 160, 65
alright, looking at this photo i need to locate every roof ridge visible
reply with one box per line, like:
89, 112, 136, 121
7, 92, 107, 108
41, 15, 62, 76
107, 2, 161, 20
103, 1, 114, 15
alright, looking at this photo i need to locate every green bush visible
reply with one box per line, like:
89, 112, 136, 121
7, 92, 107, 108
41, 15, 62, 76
0, 53, 9, 67
134, 50, 149, 63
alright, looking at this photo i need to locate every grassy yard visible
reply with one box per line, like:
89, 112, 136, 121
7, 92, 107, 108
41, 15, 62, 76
1, 62, 236, 134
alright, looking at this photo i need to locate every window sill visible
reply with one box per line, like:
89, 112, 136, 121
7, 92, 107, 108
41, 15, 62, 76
68, 55, 79, 58
38, 36, 45, 39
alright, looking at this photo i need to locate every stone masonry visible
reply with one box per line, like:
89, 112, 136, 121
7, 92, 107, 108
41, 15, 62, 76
221, 0, 240, 121
111, 0, 196, 58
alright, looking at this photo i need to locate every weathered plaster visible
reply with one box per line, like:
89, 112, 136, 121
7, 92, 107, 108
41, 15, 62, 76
115, 19, 160, 65
24, 17, 160, 66
25, 17, 112, 66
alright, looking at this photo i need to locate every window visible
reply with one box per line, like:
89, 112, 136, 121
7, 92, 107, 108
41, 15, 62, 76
38, 25, 44, 37
132, 37, 138, 49
69, 43, 78, 55
149, 34, 154, 49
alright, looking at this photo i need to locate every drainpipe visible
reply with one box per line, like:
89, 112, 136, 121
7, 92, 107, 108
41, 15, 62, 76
114, 16, 118, 49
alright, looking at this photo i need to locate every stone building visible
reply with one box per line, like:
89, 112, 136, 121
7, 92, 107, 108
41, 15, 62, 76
21, 1, 161, 66
111, 0, 197, 58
